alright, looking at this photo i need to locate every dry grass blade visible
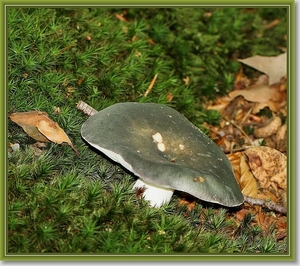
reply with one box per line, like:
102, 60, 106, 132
144, 73, 158, 97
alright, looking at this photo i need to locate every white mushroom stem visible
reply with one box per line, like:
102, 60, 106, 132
132, 179, 174, 208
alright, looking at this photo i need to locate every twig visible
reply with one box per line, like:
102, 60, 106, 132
243, 195, 287, 215
144, 73, 158, 97
224, 117, 253, 144
76, 101, 98, 117
240, 107, 253, 124
223, 146, 247, 154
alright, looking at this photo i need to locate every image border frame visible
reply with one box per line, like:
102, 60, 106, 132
1, 0, 296, 262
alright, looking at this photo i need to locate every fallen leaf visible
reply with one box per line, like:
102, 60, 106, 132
244, 146, 286, 207
9, 111, 80, 157
9, 111, 51, 142
229, 76, 286, 114
238, 53, 286, 85
229, 84, 278, 103
244, 146, 286, 190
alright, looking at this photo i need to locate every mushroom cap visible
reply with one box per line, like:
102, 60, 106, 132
81, 102, 244, 207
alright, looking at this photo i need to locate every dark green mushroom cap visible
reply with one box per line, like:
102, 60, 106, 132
81, 102, 244, 207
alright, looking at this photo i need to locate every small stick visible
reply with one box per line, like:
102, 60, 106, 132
240, 107, 253, 124
243, 195, 287, 215
76, 101, 98, 117
144, 74, 158, 97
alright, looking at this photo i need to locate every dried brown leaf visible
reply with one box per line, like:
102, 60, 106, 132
9, 111, 80, 157
229, 84, 278, 103
244, 146, 287, 191
9, 111, 51, 142
238, 53, 287, 85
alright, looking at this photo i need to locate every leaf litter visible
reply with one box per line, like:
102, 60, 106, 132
182, 53, 288, 241
9, 111, 80, 157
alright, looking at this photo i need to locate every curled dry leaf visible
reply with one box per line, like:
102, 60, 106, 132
239, 154, 258, 198
9, 111, 80, 157
254, 116, 282, 138
226, 152, 243, 181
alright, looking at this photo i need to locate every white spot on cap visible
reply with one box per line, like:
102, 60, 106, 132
179, 144, 185, 150
152, 132, 163, 143
157, 142, 165, 152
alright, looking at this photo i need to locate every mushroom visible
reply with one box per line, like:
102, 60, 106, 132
81, 102, 244, 208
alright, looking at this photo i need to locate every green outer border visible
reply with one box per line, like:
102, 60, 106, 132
1, 0, 296, 262
0, 0, 296, 5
